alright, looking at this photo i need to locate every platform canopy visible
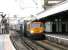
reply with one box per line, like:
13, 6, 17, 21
0, 0, 44, 24
0, 0, 44, 17
34, 0, 68, 19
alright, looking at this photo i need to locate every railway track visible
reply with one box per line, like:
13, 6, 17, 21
43, 40, 68, 50
21, 37, 38, 50
34, 40, 68, 50
10, 36, 28, 50
10, 35, 46, 50
10, 33, 68, 50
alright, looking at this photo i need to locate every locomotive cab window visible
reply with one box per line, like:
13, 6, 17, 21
31, 22, 41, 27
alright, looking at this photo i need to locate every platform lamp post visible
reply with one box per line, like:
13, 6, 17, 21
0, 13, 7, 34
6, 14, 9, 34
0, 12, 3, 34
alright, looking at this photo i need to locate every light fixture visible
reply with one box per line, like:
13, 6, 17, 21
48, 1, 61, 4
30, 30, 34, 33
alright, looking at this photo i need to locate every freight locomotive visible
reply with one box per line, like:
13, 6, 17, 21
23, 20, 46, 40
26, 21, 45, 36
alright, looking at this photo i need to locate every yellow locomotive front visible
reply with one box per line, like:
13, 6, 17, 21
27, 22, 45, 36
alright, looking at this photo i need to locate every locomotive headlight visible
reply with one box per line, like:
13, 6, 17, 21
40, 30, 42, 32
30, 30, 34, 33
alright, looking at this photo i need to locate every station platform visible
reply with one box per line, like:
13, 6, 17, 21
0, 34, 16, 50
